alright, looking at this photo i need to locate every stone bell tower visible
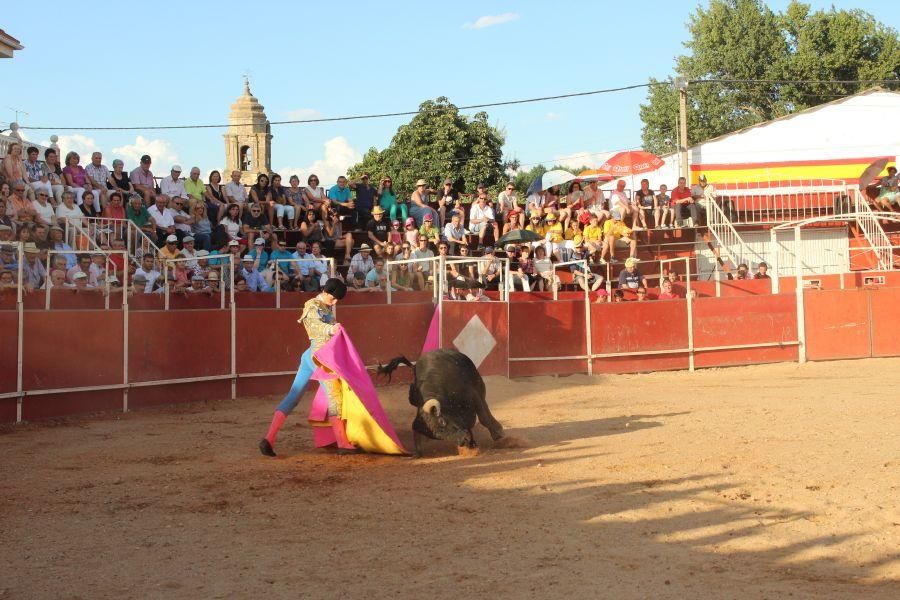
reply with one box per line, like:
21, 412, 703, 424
224, 78, 272, 185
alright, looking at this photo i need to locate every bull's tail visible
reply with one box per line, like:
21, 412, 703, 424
376, 356, 414, 382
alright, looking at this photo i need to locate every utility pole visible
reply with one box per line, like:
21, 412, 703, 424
673, 77, 689, 181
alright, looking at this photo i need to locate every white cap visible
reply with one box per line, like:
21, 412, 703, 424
171, 164, 182, 172
165, 234, 178, 243
182, 235, 195, 243
254, 238, 265, 246
73, 272, 87, 280
228, 240, 239, 247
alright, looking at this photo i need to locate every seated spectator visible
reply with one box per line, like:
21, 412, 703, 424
302, 208, 325, 246
582, 212, 604, 258
204, 170, 227, 224
285, 175, 307, 228
159, 234, 182, 260
366, 206, 391, 257
249, 173, 270, 207
21, 243, 46, 290
220, 203, 243, 240
291, 240, 310, 278
148, 195, 178, 245
79, 190, 99, 219
268, 173, 294, 230
670, 177, 692, 227
636, 286, 649, 301
9, 182, 36, 223
328, 176, 357, 229
600, 210, 637, 264
129, 155, 157, 203
183, 273, 210, 294
171, 196, 194, 237
67, 253, 101, 286
508, 244, 533, 292
365, 258, 391, 291
618, 257, 646, 290
303, 174, 328, 218
543, 212, 565, 259
468, 192, 498, 249
246, 237, 270, 271
160, 165, 187, 201
2, 142, 27, 190
268, 237, 294, 280
32, 223, 51, 250
206, 270, 220, 292
658, 279, 679, 300
31, 190, 56, 226
525, 210, 546, 240
479, 246, 502, 290
239, 203, 269, 244
84, 152, 110, 209
0, 269, 15, 288
44, 148, 65, 204
409, 179, 439, 227
184, 167, 206, 207
63, 151, 100, 212
465, 279, 490, 302
878, 166, 899, 209
133, 254, 161, 293
70, 270, 103, 292
391, 261, 415, 291
497, 181, 523, 229
633, 178, 653, 230
532, 245, 558, 292
735, 263, 753, 280
755, 262, 771, 279
444, 276, 469, 301
49, 226, 76, 268
570, 244, 604, 292
502, 210, 522, 237
126, 194, 155, 238
418, 213, 440, 247
43, 268, 67, 290
108, 159, 135, 200
349, 270, 372, 292
655, 184, 673, 229
191, 203, 213, 250
192, 250, 211, 279
410, 236, 435, 289
403, 217, 419, 247
240, 255, 271, 292
223, 170, 248, 214
442, 210, 467, 254
179, 235, 199, 269
102, 192, 126, 220
303, 242, 329, 291
349, 243, 375, 276
609, 180, 632, 221
24, 146, 53, 201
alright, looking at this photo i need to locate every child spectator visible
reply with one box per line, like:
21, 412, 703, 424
755, 262, 771, 279
636, 286, 649, 301
655, 184, 672, 229
404, 217, 419, 247
735, 263, 753, 280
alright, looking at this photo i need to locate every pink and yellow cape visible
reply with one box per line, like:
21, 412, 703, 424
307, 327, 407, 455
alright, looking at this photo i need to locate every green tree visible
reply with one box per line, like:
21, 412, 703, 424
640, 0, 900, 154
347, 97, 505, 197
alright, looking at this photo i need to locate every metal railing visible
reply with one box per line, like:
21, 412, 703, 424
160, 255, 232, 310
706, 194, 750, 270
385, 256, 442, 304
125, 220, 161, 264
42, 249, 129, 310
715, 177, 850, 225
850, 189, 894, 270
272, 257, 336, 308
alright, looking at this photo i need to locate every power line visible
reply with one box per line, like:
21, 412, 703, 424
20, 82, 659, 132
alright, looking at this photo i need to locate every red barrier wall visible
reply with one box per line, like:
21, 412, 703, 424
591, 300, 690, 374
803, 289, 870, 361
0, 311, 17, 394
22, 310, 124, 391
441, 302, 508, 377
128, 310, 230, 382
692, 294, 798, 367
868, 287, 900, 357
509, 301, 587, 377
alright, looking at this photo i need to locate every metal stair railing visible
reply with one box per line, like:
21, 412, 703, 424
706, 195, 749, 270
125, 220, 161, 266
851, 188, 894, 270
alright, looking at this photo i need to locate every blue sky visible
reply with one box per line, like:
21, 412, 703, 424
3, 0, 891, 184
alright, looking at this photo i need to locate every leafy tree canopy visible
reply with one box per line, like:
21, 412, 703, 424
640, 0, 900, 154
347, 97, 506, 197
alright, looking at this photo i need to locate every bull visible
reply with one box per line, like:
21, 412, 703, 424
378, 349, 505, 457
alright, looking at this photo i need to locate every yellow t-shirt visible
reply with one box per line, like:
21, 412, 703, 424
583, 224, 603, 242
526, 223, 547, 237
546, 222, 564, 243
602, 220, 632, 240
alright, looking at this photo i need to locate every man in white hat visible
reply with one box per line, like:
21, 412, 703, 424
21, 242, 46, 290
349, 242, 374, 276
160, 165, 188, 200
159, 234, 182, 261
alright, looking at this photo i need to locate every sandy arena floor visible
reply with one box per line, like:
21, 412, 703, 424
1, 358, 899, 599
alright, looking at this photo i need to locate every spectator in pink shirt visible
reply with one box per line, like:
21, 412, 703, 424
129, 154, 157, 204
62, 152, 101, 212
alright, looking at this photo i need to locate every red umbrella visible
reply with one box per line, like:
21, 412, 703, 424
599, 150, 665, 177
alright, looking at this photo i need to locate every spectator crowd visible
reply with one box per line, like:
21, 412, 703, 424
1, 140, 779, 300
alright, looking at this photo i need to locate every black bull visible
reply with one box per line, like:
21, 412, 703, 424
378, 350, 505, 456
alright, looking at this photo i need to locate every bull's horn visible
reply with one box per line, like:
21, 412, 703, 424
422, 398, 441, 416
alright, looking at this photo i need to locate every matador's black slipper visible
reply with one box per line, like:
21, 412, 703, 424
258, 439, 276, 457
